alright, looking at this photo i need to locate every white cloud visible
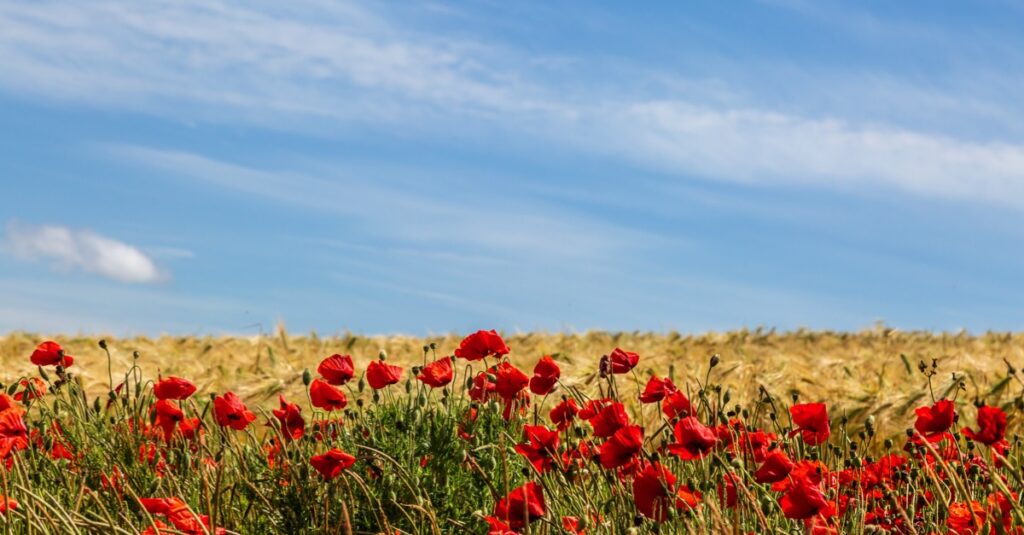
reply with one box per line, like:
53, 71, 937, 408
589, 101, 1024, 205
4, 223, 166, 283
2, 1, 1024, 207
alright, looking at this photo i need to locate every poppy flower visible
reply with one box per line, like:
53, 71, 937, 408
213, 391, 256, 431
529, 356, 560, 396
946, 501, 986, 534
454, 330, 510, 361
717, 472, 739, 509
139, 496, 225, 535
152, 399, 184, 442
0, 495, 17, 516
366, 361, 403, 390
30, 341, 74, 367
755, 449, 795, 484
483, 516, 516, 535
493, 362, 529, 400
662, 391, 692, 420
0, 408, 28, 460
493, 481, 545, 530
310, 448, 356, 480
589, 401, 630, 438
962, 405, 1007, 446
633, 462, 687, 521
469, 372, 497, 402
153, 377, 197, 400
550, 398, 579, 431
417, 357, 454, 388
608, 347, 639, 374
639, 375, 676, 403
600, 424, 644, 469
309, 379, 348, 411
317, 354, 355, 385
789, 403, 831, 445
779, 476, 833, 520
13, 378, 46, 402
668, 416, 718, 460
514, 425, 561, 473
272, 396, 305, 441
578, 398, 611, 420
914, 399, 955, 439
738, 429, 777, 462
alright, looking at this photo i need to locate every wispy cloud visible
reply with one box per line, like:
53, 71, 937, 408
4, 222, 166, 283
103, 143, 657, 260
3, 0, 1024, 209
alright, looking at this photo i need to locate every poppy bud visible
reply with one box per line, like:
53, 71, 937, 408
358, 377, 366, 393
378, 350, 387, 361
372, 391, 380, 404
98, 339, 107, 350
709, 354, 720, 368
38, 367, 50, 382
133, 351, 140, 360
5, 383, 16, 396
302, 369, 312, 386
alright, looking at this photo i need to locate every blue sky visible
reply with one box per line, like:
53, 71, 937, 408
2, 0, 1024, 335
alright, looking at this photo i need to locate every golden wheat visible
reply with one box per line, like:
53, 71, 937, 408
3, 326, 1022, 437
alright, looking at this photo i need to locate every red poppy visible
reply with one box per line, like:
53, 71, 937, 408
608, 347, 639, 374
562, 516, 584, 534
789, 403, 831, 445
779, 476, 833, 520
0, 409, 28, 460
962, 405, 1007, 446
639, 375, 676, 403
550, 398, 579, 431
213, 391, 256, 431
30, 340, 74, 367
417, 357, 454, 388
13, 378, 46, 402
600, 424, 644, 469
515, 425, 561, 473
366, 361, 403, 390
718, 472, 739, 509
153, 377, 197, 400
662, 391, 692, 420
946, 501, 986, 534
469, 371, 497, 402
529, 356, 560, 396
632, 462, 674, 520
493, 362, 529, 400
0, 496, 16, 516
272, 396, 305, 441
737, 429, 776, 462
914, 399, 955, 439
483, 516, 516, 535
139, 497, 225, 535
668, 416, 718, 460
309, 379, 348, 411
493, 481, 545, 530
317, 354, 355, 385
152, 399, 184, 442
578, 398, 611, 420
454, 330, 510, 361
310, 448, 356, 480
589, 401, 630, 438
755, 449, 795, 484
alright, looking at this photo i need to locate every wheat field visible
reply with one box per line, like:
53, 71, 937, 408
3, 326, 1021, 438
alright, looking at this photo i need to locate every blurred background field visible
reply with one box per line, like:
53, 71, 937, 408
3, 326, 1023, 437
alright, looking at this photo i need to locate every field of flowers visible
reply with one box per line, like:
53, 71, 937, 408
0, 329, 1022, 533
